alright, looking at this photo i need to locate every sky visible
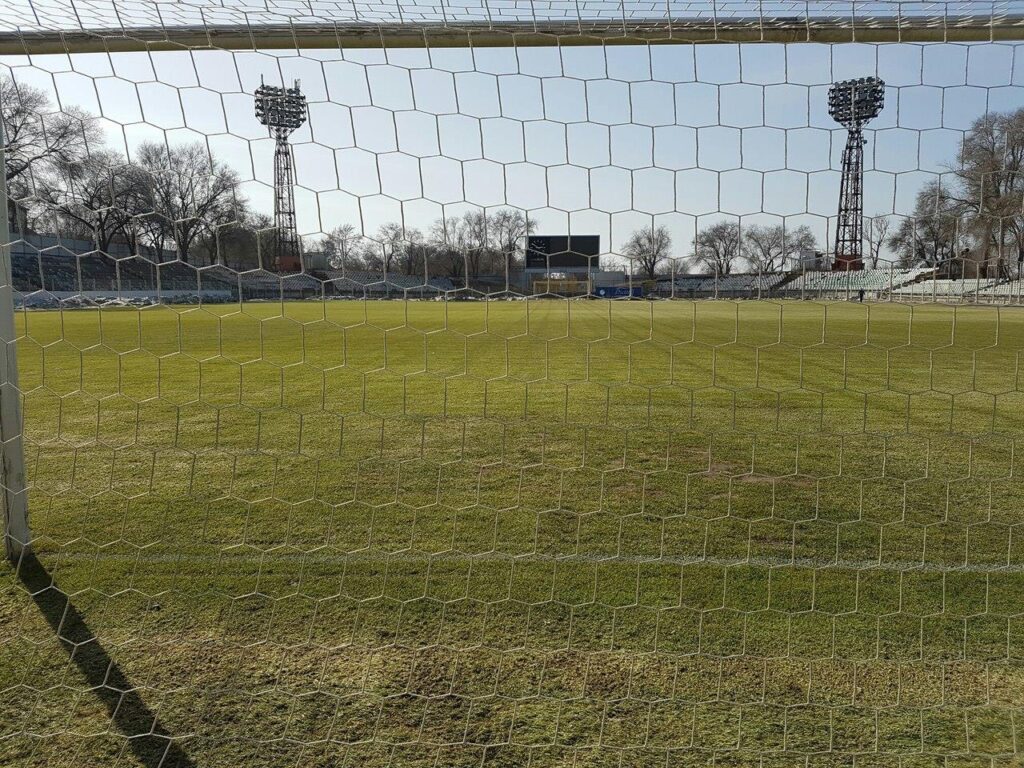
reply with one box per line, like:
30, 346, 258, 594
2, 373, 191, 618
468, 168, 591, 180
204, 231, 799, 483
2, 39, 1024, 265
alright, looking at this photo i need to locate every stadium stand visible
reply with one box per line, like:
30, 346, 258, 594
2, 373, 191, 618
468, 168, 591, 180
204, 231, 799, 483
709, 274, 791, 295
17, 235, 1019, 306
654, 275, 709, 297
890, 277, 1003, 299
654, 273, 790, 297
322, 270, 456, 296
9, 235, 233, 300
8, 235, 451, 305
782, 268, 931, 296
974, 279, 1024, 301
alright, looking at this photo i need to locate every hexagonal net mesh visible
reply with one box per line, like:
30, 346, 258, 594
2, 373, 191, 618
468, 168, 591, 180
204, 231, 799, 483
4, 2, 1024, 767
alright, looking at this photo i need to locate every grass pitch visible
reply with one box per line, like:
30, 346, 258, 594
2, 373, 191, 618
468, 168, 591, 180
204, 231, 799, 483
4, 298, 1024, 767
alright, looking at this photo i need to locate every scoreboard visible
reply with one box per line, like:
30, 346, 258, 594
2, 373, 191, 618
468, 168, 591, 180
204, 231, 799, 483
525, 235, 600, 270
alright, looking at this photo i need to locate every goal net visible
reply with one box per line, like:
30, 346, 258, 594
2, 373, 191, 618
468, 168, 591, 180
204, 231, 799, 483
3, 2, 1024, 766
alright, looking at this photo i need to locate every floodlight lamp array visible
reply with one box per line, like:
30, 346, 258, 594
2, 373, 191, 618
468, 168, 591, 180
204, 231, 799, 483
828, 76, 885, 129
254, 80, 307, 133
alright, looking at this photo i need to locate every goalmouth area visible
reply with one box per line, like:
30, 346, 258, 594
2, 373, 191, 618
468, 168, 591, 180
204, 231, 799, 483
4, 2, 1024, 767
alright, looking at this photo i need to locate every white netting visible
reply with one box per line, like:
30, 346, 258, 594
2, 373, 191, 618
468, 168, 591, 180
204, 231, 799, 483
3, 2, 1024, 767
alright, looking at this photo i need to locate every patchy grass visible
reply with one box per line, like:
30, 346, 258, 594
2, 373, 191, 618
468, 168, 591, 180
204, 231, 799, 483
4, 298, 1024, 766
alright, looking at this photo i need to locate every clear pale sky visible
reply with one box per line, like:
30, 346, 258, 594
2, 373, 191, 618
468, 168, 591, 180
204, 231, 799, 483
2, 39, 1022, 264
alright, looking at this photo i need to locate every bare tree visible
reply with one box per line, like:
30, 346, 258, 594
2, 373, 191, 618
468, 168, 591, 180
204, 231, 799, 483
1, 77, 100, 187
2, 76, 101, 232
321, 223, 359, 268
952, 109, 1024, 275
623, 225, 672, 279
458, 211, 492, 280
395, 227, 428, 276
742, 224, 817, 273
430, 216, 469, 284
134, 142, 242, 263
425, 211, 489, 281
888, 180, 969, 268
489, 209, 534, 277
36, 149, 141, 252
690, 220, 743, 275
193, 210, 269, 271
361, 222, 404, 273
863, 215, 892, 268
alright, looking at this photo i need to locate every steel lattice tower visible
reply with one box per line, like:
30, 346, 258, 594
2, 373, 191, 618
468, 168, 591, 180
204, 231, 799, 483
828, 77, 885, 271
254, 79, 307, 272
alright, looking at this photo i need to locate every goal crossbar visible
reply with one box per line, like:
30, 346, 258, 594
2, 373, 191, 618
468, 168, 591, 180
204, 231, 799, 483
3, 15, 1024, 55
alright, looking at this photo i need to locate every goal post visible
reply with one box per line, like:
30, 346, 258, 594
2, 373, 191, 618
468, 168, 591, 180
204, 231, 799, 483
7, 2, 1024, 766
0, 84, 27, 562
5, 7, 1024, 55
0, 2, 1020, 566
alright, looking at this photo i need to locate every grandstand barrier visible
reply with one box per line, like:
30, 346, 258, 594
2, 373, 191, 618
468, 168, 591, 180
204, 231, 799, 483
16, 289, 236, 308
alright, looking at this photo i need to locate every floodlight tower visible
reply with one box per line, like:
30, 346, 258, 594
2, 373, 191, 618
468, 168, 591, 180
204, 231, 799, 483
828, 76, 885, 271
254, 78, 307, 272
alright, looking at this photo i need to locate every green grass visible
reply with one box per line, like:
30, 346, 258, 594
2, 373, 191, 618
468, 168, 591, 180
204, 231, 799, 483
4, 298, 1024, 767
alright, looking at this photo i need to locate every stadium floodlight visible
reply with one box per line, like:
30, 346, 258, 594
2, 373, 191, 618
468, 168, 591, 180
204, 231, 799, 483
254, 79, 307, 272
255, 80, 307, 136
828, 76, 885, 129
828, 76, 885, 271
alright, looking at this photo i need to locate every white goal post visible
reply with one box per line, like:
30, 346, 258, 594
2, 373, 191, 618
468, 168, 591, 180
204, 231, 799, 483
3, 14, 1024, 54
10, 4, 1024, 768
0, 92, 27, 562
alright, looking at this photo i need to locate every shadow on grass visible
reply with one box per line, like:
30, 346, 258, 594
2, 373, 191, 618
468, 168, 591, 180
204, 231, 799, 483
17, 552, 196, 768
